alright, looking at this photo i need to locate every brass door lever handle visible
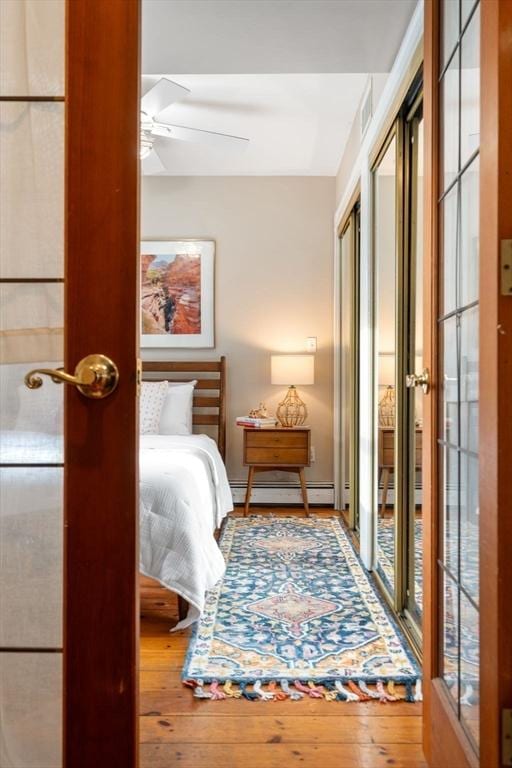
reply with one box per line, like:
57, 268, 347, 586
25, 354, 119, 399
405, 368, 430, 395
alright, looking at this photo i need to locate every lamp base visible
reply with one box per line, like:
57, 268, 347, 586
276, 385, 308, 427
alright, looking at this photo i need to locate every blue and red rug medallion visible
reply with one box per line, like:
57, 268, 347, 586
183, 516, 421, 702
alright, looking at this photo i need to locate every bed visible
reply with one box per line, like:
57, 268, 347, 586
139, 358, 233, 628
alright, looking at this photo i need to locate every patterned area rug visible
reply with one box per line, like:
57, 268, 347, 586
183, 516, 421, 702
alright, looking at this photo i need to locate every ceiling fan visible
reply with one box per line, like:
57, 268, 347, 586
140, 77, 250, 172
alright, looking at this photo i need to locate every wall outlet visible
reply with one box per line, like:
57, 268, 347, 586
310, 446, 316, 463
306, 336, 317, 353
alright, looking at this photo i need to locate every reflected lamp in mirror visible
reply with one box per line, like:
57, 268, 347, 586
271, 354, 314, 427
378, 353, 395, 427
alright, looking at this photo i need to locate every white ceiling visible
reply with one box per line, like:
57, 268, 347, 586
142, 0, 417, 74
142, 73, 388, 176
141, 0, 418, 176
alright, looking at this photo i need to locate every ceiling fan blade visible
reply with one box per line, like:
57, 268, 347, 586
150, 124, 173, 138
142, 147, 166, 174
154, 122, 250, 148
141, 78, 190, 119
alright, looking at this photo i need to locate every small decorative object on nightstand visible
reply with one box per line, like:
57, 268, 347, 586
270, 354, 314, 427
242, 426, 311, 516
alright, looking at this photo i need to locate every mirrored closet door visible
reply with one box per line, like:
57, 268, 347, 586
372, 78, 424, 647
373, 127, 399, 600
339, 200, 360, 533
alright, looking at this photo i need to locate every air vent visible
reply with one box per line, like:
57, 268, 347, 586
360, 80, 373, 138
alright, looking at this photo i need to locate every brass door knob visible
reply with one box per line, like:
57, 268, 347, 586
405, 368, 430, 395
25, 354, 119, 399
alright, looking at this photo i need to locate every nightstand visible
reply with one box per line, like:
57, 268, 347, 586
242, 426, 311, 516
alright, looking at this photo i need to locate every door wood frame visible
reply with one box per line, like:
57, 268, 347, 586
479, 1, 512, 766
423, 3, 477, 766
423, 3, 441, 764
65, 1, 140, 765
424, 1, 512, 765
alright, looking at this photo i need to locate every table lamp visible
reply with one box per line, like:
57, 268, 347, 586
378, 353, 395, 427
271, 354, 314, 427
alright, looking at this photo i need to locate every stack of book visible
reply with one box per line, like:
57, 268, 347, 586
236, 416, 278, 428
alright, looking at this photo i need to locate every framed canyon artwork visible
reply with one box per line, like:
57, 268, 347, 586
141, 240, 215, 348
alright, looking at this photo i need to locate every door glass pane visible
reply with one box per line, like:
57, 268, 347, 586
441, 53, 460, 194
0, 283, 63, 463
460, 306, 478, 453
340, 220, 353, 514
441, 444, 459, 578
0, 102, 64, 279
441, 569, 459, 702
460, 157, 479, 309
0, 0, 65, 97
460, 5, 480, 166
461, 0, 477, 29
0, 468, 63, 647
374, 135, 397, 597
460, 307, 478, 605
0, 652, 62, 768
460, 590, 480, 744
442, 0, 459, 69
439, 317, 459, 445
460, 452, 479, 603
440, 186, 458, 316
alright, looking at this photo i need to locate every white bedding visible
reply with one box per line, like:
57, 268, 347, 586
0, 430, 233, 630
139, 434, 233, 628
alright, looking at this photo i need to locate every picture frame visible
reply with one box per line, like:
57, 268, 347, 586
140, 239, 215, 348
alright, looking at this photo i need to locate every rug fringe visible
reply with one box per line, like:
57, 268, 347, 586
183, 677, 422, 703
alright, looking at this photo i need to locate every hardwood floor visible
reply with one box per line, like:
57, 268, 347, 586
140, 507, 427, 767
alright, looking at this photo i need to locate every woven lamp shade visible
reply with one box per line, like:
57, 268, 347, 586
271, 355, 314, 427
378, 353, 395, 427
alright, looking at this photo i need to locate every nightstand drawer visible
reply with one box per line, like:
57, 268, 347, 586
244, 446, 309, 466
245, 430, 307, 449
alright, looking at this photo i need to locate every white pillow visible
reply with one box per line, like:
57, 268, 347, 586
140, 381, 168, 434
15, 383, 63, 434
159, 380, 197, 436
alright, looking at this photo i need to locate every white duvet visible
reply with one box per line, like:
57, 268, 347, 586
139, 434, 233, 628
0, 430, 233, 630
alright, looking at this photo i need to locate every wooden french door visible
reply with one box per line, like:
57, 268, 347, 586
0, 1, 140, 766
423, 1, 512, 766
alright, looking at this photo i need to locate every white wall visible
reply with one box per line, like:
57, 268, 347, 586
335, 74, 389, 210
142, 176, 335, 485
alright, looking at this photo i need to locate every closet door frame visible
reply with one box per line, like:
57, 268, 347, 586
370, 77, 424, 653
401, 90, 424, 646
370, 117, 405, 615
337, 188, 361, 534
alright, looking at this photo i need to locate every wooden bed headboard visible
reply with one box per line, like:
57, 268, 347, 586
141, 356, 226, 460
